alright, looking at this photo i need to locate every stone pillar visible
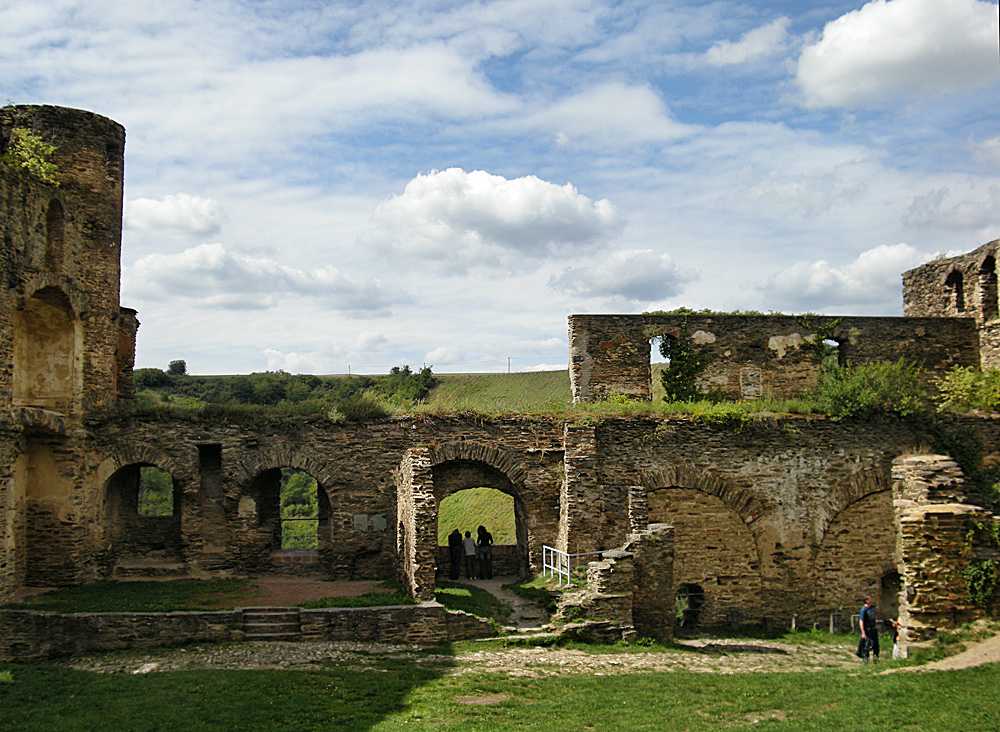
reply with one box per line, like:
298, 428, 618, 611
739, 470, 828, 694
628, 523, 674, 641
892, 455, 990, 644
558, 422, 602, 554
627, 486, 648, 533
395, 447, 437, 601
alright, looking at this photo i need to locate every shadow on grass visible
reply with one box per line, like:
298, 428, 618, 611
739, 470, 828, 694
0, 644, 457, 732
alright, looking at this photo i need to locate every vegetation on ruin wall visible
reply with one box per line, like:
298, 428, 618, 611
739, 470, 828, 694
0, 126, 60, 185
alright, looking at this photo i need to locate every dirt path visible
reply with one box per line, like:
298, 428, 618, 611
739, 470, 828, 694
448, 575, 550, 629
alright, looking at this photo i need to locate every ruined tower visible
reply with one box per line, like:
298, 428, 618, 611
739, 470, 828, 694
0, 106, 137, 593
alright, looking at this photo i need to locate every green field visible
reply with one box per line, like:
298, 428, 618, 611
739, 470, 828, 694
437, 487, 515, 545
424, 370, 572, 413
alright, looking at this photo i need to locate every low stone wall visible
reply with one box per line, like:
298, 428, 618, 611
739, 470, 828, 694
0, 609, 243, 660
0, 603, 496, 661
435, 544, 521, 578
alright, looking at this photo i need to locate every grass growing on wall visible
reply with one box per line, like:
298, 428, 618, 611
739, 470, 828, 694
437, 487, 515, 545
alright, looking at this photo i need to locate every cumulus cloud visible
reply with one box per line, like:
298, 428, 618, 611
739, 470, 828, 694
523, 82, 698, 147
125, 193, 224, 236
548, 249, 697, 303
705, 17, 790, 67
127, 242, 396, 311
368, 168, 626, 273
263, 349, 324, 374
903, 187, 1000, 230
796, 0, 999, 109
759, 243, 931, 311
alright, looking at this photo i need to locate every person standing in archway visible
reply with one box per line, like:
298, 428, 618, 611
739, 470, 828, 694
448, 528, 463, 580
477, 525, 494, 579
462, 530, 477, 579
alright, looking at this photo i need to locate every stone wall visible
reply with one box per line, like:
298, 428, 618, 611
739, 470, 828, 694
903, 238, 1000, 368
569, 313, 979, 403
0, 603, 495, 660
892, 455, 995, 643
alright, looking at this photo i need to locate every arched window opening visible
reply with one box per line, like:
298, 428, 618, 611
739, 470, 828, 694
44, 199, 65, 272
944, 270, 965, 313
437, 486, 515, 579
980, 256, 998, 321
675, 583, 705, 628
13, 288, 77, 411
137, 466, 176, 517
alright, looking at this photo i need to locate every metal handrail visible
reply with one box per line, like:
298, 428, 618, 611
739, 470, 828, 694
542, 545, 608, 586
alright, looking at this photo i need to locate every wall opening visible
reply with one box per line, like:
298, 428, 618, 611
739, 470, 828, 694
944, 270, 965, 313
279, 469, 321, 550
437, 486, 516, 578
880, 570, 902, 621
650, 336, 669, 401
432, 460, 529, 578
105, 463, 182, 564
242, 467, 330, 564
675, 583, 704, 628
137, 466, 176, 517
13, 287, 78, 412
980, 256, 998, 321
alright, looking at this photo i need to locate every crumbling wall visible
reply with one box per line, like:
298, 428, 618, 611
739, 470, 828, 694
892, 455, 995, 644
903, 238, 1000, 368
569, 313, 978, 403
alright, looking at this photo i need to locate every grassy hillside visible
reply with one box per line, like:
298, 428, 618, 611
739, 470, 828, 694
424, 370, 571, 413
437, 487, 515, 545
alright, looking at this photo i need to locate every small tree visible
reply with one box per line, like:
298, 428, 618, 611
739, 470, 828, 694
167, 359, 187, 376
657, 324, 713, 403
2, 127, 59, 185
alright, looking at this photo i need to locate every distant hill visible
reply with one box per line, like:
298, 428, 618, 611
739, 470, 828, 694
424, 370, 572, 413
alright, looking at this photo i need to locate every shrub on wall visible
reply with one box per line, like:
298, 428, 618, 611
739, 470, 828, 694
932, 366, 1000, 413
815, 359, 925, 419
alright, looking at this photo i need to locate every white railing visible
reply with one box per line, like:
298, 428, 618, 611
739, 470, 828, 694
542, 545, 607, 586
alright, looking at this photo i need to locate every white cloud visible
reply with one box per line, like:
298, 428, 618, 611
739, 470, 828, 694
903, 187, 1000, 230
796, 0, 999, 109
548, 249, 696, 303
263, 349, 324, 374
127, 243, 396, 311
759, 243, 932, 311
974, 136, 1000, 170
522, 82, 698, 147
705, 17, 790, 67
125, 194, 224, 236
368, 168, 626, 273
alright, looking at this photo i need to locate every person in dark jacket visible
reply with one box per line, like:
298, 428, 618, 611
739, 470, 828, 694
447, 528, 463, 580
856, 595, 880, 662
477, 525, 494, 579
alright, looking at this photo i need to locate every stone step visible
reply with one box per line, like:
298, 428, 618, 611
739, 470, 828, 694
242, 607, 302, 639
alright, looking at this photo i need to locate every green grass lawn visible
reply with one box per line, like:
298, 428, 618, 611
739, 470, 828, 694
1, 657, 997, 731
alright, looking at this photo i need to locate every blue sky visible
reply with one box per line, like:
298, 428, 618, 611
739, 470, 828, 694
3, 0, 999, 374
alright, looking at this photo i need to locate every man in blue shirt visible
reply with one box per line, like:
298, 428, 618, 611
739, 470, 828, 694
856, 595, 880, 662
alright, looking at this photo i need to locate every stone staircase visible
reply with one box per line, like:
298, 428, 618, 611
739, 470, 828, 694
241, 607, 302, 640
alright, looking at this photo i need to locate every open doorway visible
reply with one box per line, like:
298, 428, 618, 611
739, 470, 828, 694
437, 486, 517, 578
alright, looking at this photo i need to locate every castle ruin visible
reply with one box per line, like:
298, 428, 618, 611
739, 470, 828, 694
2, 106, 998, 653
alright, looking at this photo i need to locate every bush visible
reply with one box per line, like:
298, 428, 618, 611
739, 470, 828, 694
336, 394, 392, 421
816, 360, 925, 419
932, 366, 1000, 413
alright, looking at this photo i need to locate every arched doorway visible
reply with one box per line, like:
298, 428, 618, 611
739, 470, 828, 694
432, 460, 529, 578
647, 487, 762, 626
437, 486, 517, 579
105, 463, 183, 571
811, 491, 896, 619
